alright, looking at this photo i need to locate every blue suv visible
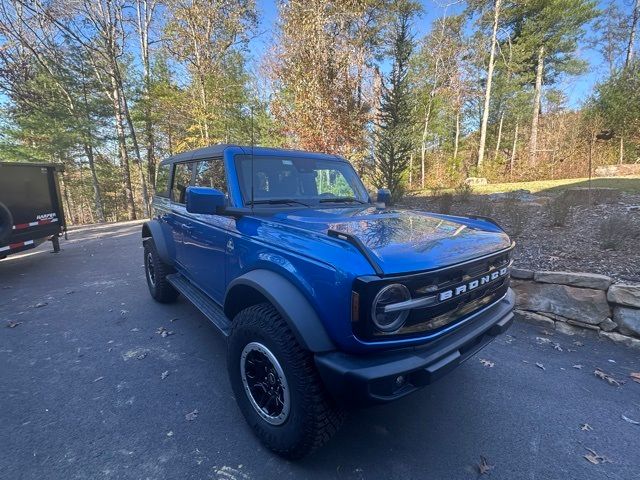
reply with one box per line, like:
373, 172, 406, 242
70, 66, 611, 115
142, 145, 515, 458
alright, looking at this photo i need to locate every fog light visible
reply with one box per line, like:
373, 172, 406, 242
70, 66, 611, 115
395, 375, 405, 386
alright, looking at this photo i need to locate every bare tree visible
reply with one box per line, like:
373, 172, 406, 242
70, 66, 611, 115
626, 0, 639, 68
477, 0, 502, 171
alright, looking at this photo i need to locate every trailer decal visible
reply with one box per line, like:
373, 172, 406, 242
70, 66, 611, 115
0, 240, 35, 253
12, 218, 59, 231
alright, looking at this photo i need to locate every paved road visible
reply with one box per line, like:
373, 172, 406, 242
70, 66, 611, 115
1, 222, 639, 480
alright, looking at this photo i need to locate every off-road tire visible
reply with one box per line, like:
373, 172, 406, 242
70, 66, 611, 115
228, 303, 344, 459
143, 238, 178, 303
0, 202, 13, 245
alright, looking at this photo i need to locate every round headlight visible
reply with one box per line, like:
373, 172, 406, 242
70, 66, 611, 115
371, 284, 411, 332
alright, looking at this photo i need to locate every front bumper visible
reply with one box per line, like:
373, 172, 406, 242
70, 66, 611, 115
315, 288, 515, 406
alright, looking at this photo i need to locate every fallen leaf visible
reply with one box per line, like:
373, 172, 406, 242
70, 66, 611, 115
536, 336, 551, 344
34, 302, 48, 308
93, 376, 104, 382
573, 364, 583, 369
170, 317, 178, 323
120, 310, 128, 317
583, 448, 609, 465
574, 341, 584, 347
136, 352, 148, 360
630, 372, 640, 384
594, 369, 622, 387
621, 414, 639, 426
480, 359, 495, 368
161, 370, 169, 380
185, 409, 198, 421
477, 456, 494, 475
156, 326, 174, 337
6, 321, 22, 328
66, 290, 74, 295
536, 362, 546, 371
167, 431, 174, 437
552, 343, 563, 352
580, 423, 593, 431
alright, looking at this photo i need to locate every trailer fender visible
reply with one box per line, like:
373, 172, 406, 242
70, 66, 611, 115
0, 202, 13, 245
142, 220, 174, 266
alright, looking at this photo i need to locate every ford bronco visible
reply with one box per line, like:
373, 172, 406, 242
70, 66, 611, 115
142, 145, 515, 458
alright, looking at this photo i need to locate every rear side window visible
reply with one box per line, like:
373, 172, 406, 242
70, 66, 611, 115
171, 162, 194, 204
194, 158, 227, 193
155, 163, 171, 198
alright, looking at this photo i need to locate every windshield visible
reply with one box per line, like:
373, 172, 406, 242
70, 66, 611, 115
234, 155, 370, 206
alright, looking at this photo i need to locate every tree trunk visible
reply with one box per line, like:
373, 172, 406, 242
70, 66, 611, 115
477, 0, 502, 171
83, 143, 106, 222
619, 136, 624, 164
420, 101, 433, 188
453, 110, 460, 160
136, 0, 157, 192
494, 110, 504, 161
510, 121, 519, 177
409, 152, 413, 187
529, 45, 545, 164
111, 77, 137, 221
59, 174, 74, 226
120, 83, 150, 217
626, 0, 639, 68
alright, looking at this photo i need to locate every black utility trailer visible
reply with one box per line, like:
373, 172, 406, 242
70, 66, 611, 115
0, 162, 66, 260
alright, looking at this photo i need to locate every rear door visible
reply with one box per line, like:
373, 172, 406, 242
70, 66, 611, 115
179, 158, 232, 303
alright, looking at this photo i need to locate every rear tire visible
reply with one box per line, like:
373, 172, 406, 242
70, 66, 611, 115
227, 303, 344, 459
143, 238, 178, 303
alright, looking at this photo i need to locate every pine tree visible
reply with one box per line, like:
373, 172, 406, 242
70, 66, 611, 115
373, 2, 418, 200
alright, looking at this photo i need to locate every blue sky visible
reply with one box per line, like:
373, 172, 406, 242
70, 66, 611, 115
249, 0, 631, 109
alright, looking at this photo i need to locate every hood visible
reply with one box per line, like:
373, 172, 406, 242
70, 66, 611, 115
267, 206, 512, 275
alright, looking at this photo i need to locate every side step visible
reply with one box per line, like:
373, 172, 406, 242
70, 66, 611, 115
167, 273, 231, 336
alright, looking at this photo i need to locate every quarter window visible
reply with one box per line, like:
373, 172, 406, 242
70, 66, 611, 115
194, 159, 227, 193
171, 162, 194, 204
155, 163, 171, 198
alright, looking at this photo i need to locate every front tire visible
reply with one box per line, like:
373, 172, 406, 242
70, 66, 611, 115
228, 303, 344, 459
143, 238, 178, 303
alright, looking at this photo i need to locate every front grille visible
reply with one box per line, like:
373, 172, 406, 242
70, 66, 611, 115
352, 245, 513, 341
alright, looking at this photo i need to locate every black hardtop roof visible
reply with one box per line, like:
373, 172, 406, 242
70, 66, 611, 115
160, 144, 344, 165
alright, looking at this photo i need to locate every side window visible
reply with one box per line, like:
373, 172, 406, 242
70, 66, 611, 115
155, 163, 171, 198
194, 158, 227, 193
171, 162, 194, 204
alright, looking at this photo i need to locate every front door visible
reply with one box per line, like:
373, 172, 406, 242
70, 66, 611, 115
179, 158, 231, 304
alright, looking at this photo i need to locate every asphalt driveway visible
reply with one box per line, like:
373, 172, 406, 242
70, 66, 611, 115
1, 221, 639, 480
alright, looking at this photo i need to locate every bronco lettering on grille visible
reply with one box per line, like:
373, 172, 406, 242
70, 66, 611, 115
438, 267, 509, 302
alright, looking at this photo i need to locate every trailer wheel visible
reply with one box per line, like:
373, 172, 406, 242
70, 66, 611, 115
0, 202, 13, 245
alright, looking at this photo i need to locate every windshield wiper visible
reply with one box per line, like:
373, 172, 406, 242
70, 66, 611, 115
318, 197, 368, 205
246, 199, 311, 207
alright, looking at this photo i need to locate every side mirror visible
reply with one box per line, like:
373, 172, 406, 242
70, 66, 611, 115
185, 186, 226, 214
376, 188, 392, 208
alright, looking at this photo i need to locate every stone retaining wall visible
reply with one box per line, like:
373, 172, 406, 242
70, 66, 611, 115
511, 269, 640, 349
